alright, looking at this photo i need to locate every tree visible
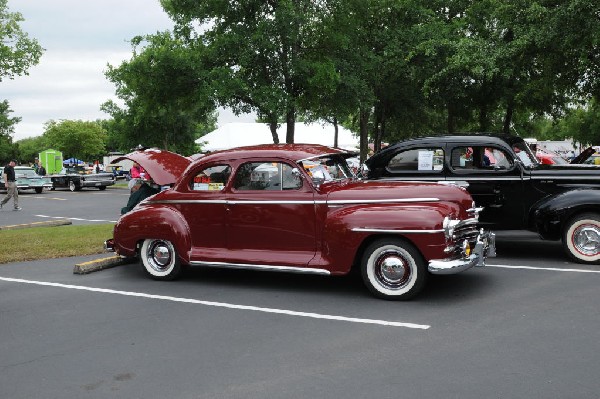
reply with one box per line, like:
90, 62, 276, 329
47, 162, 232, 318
104, 32, 216, 155
0, 99, 19, 162
0, 0, 43, 82
15, 134, 47, 163
1, 0, 43, 162
162, 0, 339, 143
43, 120, 107, 161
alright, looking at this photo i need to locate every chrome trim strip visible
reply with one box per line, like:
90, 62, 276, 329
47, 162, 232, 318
352, 227, 444, 234
328, 198, 440, 205
150, 200, 228, 204
189, 260, 330, 275
149, 198, 440, 206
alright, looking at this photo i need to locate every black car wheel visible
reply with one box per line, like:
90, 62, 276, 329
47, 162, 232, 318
361, 238, 427, 300
140, 239, 182, 280
35, 187, 43, 194
563, 213, 600, 264
69, 181, 76, 192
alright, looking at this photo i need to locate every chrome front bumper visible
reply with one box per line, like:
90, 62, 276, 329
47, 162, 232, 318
428, 230, 496, 275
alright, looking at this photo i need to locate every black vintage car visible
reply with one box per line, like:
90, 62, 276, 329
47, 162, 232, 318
365, 134, 600, 264
50, 166, 115, 191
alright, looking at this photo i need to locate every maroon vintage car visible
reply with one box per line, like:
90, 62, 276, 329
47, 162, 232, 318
106, 144, 495, 300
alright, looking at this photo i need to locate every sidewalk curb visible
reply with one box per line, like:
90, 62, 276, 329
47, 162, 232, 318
0, 219, 72, 230
73, 255, 130, 274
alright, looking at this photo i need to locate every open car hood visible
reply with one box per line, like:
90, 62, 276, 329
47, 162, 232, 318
570, 146, 595, 164
113, 149, 191, 186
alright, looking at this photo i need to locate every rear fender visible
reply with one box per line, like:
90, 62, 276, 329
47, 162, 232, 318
114, 206, 192, 263
533, 189, 600, 239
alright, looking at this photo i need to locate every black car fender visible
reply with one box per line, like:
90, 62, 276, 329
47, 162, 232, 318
532, 188, 600, 240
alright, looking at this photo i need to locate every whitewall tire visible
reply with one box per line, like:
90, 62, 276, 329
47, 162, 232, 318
140, 239, 182, 280
361, 238, 427, 300
563, 213, 600, 264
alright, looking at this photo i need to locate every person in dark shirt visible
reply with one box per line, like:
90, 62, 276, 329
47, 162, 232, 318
1, 160, 21, 211
120, 180, 160, 215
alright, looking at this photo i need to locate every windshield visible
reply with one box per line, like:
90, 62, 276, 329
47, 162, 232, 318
512, 141, 538, 167
15, 168, 37, 177
299, 154, 354, 185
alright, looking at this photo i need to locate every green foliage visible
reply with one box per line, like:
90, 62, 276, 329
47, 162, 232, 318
0, 0, 44, 82
0, 99, 19, 162
43, 120, 107, 161
103, 32, 216, 155
15, 134, 47, 163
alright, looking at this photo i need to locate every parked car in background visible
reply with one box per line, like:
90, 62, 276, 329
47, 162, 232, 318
105, 164, 130, 180
0, 166, 52, 194
50, 165, 115, 191
105, 145, 495, 300
365, 134, 600, 264
536, 150, 569, 165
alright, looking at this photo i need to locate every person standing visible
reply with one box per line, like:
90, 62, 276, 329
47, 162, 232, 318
37, 161, 46, 176
1, 160, 21, 211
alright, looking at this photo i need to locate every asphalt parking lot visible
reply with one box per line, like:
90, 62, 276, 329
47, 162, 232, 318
1, 189, 599, 398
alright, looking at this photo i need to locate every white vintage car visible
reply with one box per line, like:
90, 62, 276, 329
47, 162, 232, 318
0, 166, 53, 194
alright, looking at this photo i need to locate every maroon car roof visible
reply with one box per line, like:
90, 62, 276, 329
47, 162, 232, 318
201, 144, 355, 163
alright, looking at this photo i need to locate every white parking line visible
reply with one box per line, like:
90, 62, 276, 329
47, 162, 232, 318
30, 196, 67, 200
488, 264, 600, 273
36, 214, 118, 223
0, 277, 430, 330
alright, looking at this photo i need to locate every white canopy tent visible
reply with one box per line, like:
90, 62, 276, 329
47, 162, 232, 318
196, 122, 359, 152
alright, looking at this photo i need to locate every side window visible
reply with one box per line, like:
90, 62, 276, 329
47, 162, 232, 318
451, 146, 513, 170
233, 162, 302, 191
190, 164, 231, 191
388, 148, 444, 172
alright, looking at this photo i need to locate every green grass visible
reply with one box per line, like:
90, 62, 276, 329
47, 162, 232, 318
0, 224, 115, 264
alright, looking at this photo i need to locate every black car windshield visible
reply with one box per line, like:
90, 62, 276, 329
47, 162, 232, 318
512, 141, 538, 167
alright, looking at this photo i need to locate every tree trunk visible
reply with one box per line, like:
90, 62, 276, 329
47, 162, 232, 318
359, 107, 370, 163
503, 100, 514, 134
479, 104, 489, 132
285, 108, 295, 143
268, 120, 280, 144
447, 104, 455, 134
333, 117, 339, 148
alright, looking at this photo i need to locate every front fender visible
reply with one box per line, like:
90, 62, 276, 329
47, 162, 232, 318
533, 189, 600, 240
113, 205, 192, 263
321, 203, 455, 273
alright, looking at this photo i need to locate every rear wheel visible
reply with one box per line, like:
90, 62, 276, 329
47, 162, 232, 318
562, 213, 600, 264
361, 238, 427, 300
140, 239, 182, 280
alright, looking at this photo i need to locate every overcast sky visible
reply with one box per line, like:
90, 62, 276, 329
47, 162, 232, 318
3, 0, 255, 141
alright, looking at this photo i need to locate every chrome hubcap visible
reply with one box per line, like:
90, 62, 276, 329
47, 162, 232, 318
375, 250, 410, 289
146, 241, 172, 271
573, 224, 600, 256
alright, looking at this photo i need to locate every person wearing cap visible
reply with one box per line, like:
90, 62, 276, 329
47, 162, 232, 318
1, 160, 21, 211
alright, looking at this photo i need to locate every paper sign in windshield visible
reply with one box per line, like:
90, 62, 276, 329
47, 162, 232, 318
418, 151, 434, 170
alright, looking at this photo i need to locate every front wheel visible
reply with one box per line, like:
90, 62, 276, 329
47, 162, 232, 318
98, 186, 106, 191
140, 239, 182, 280
69, 180, 77, 192
562, 213, 600, 264
35, 187, 43, 194
361, 238, 427, 300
